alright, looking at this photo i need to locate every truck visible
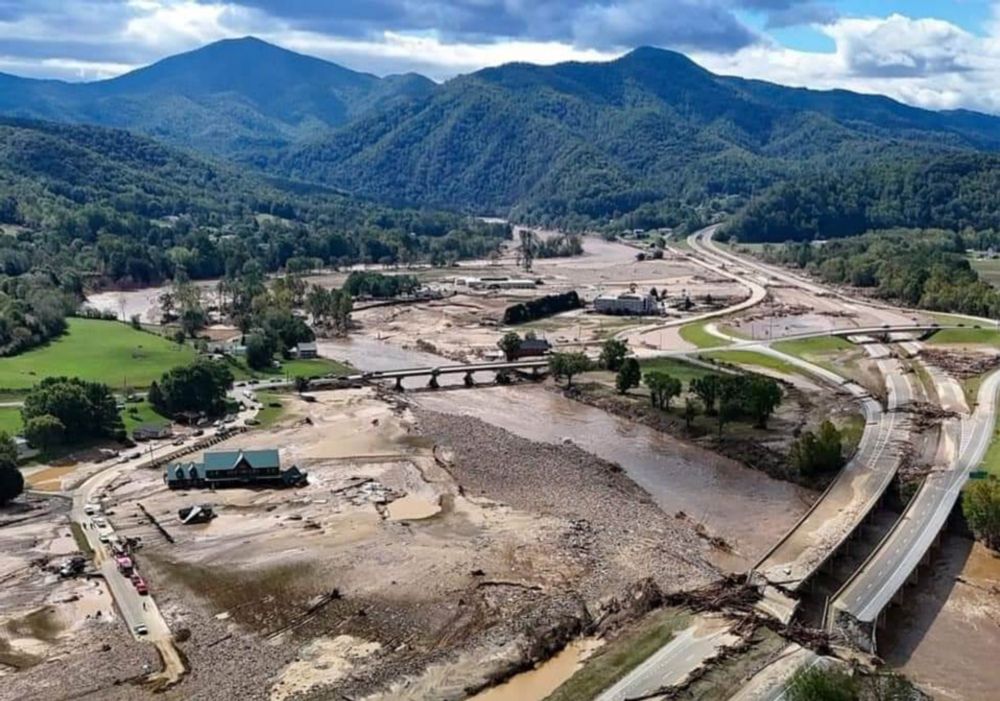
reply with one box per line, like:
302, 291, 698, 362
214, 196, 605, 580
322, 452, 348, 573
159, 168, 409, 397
115, 555, 134, 575
131, 574, 149, 595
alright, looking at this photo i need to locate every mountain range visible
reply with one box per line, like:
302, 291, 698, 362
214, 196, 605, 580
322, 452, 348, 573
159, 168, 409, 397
0, 37, 433, 156
3, 37, 1000, 227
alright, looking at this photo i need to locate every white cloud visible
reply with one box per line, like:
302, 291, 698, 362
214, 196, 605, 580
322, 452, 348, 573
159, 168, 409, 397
823, 13, 977, 77
693, 9, 1000, 114
121, 0, 263, 50
5, 1, 1000, 114
268, 30, 620, 79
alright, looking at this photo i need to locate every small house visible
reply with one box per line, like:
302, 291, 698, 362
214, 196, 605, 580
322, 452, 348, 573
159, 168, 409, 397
133, 424, 173, 441
292, 341, 318, 359
513, 338, 552, 359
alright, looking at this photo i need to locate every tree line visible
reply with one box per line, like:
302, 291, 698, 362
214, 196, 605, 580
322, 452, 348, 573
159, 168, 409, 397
755, 228, 1000, 317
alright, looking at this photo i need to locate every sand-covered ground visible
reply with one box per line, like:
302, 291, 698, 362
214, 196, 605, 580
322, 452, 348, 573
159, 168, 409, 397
0, 496, 160, 699
2, 388, 718, 700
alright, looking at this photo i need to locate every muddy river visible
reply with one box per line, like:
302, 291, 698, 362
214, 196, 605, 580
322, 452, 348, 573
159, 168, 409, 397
318, 336, 813, 568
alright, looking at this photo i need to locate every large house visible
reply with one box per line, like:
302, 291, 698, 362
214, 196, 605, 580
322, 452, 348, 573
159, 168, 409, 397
593, 292, 659, 316
165, 449, 307, 490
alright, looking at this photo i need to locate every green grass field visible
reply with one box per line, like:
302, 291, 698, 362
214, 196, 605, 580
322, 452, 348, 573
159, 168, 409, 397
704, 350, 800, 376
547, 609, 689, 701
679, 319, 731, 348
927, 327, 1000, 346
254, 392, 287, 428
639, 357, 719, 384
231, 357, 351, 381
773, 336, 853, 357
120, 400, 171, 434
0, 406, 22, 435
0, 318, 196, 393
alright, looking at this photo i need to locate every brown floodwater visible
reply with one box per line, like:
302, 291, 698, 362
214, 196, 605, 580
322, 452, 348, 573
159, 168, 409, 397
467, 639, 603, 701
318, 336, 813, 567
881, 535, 1000, 700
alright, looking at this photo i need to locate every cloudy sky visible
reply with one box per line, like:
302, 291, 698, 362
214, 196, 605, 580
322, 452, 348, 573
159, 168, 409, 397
2, 1, 1000, 113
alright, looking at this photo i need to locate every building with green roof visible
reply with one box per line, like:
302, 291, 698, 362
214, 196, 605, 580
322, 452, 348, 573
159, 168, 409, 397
165, 449, 307, 489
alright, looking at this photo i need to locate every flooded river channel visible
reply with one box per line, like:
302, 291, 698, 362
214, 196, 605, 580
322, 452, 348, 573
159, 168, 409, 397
318, 336, 813, 568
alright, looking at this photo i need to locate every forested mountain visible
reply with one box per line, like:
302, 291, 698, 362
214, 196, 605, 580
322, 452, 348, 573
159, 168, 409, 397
6, 40, 1000, 231
0, 37, 434, 156
0, 117, 509, 288
273, 46, 1000, 229
724, 153, 1000, 243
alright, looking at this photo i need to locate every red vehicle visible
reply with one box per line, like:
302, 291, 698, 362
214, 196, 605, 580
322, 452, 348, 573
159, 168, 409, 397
130, 574, 149, 595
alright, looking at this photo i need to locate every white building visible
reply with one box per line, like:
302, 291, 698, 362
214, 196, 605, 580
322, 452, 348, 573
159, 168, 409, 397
593, 293, 659, 316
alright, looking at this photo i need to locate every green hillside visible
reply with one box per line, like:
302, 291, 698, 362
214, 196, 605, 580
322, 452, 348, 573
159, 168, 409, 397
275, 46, 1000, 229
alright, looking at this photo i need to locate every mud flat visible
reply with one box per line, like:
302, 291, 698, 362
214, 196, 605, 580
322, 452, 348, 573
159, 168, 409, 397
415, 386, 814, 568
0, 496, 160, 699
14, 388, 716, 700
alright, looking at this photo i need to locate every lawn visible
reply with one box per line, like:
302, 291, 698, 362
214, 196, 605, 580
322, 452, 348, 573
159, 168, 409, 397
773, 336, 853, 357
704, 350, 801, 376
120, 400, 171, 434
0, 406, 21, 435
970, 257, 1000, 289
679, 319, 731, 348
772, 336, 856, 377
253, 392, 288, 428
0, 318, 196, 393
927, 327, 1000, 347
639, 357, 719, 384
230, 357, 351, 381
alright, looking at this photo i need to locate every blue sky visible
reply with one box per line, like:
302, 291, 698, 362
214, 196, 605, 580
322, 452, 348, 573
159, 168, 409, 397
1, 1, 999, 113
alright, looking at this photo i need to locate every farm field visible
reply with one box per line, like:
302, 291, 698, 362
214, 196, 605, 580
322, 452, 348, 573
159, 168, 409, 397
0, 318, 196, 393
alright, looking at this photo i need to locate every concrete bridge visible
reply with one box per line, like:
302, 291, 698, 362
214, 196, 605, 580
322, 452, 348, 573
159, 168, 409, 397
301, 358, 552, 391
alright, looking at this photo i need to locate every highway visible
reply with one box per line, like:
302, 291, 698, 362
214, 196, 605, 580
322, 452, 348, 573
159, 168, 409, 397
826, 367, 1000, 650
681, 230, 916, 611
727, 645, 825, 701
595, 619, 740, 701
618, 223, 768, 348
601, 228, 924, 695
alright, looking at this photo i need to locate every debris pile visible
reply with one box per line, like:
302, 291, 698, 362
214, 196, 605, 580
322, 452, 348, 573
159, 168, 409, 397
921, 348, 1000, 379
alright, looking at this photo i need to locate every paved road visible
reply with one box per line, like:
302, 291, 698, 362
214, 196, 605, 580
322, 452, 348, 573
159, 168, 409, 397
62, 388, 260, 682
827, 368, 1000, 649
727, 645, 825, 701
617, 224, 768, 348
685, 232, 916, 606
595, 619, 739, 701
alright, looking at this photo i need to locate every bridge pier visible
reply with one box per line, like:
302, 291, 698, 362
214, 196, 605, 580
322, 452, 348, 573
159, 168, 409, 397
394, 377, 404, 392
464, 372, 474, 387
428, 371, 440, 389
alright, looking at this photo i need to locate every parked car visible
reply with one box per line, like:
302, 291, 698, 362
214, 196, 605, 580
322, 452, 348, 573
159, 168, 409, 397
192, 429, 204, 437
131, 574, 149, 595
172, 438, 185, 446
93, 516, 107, 527
133, 624, 148, 636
